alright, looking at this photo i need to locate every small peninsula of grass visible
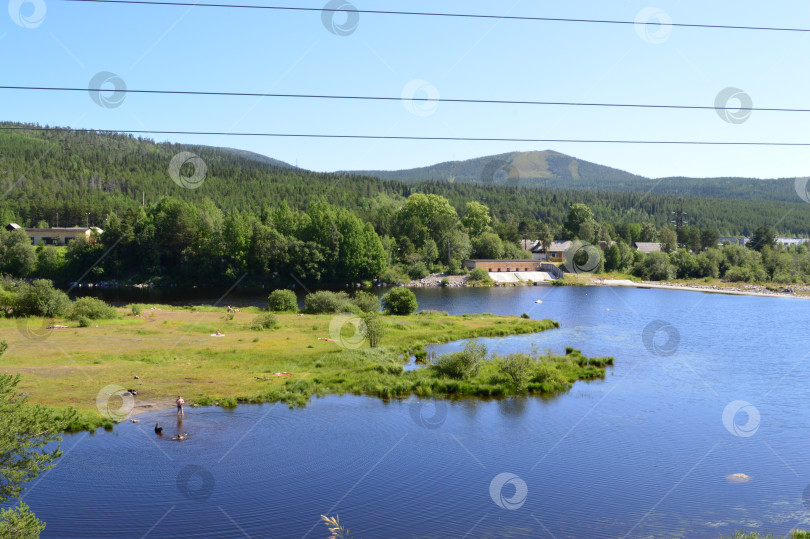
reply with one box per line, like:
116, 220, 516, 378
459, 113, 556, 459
0, 306, 612, 431
722, 532, 810, 538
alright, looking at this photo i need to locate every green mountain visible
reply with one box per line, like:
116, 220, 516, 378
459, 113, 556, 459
349, 150, 805, 204
350, 150, 646, 186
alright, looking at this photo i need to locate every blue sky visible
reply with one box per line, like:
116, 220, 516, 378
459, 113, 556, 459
2, 0, 810, 179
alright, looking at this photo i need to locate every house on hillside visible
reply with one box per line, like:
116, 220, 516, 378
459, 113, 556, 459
535, 241, 572, 263
776, 238, 809, 247
4, 223, 103, 245
634, 242, 663, 254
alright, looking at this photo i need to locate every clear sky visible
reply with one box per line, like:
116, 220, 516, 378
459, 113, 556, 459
2, 0, 810, 179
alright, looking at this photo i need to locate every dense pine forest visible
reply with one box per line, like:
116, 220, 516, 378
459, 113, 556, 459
2, 122, 810, 286
2, 123, 809, 236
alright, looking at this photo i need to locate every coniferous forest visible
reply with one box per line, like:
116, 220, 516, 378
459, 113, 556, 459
2, 122, 810, 286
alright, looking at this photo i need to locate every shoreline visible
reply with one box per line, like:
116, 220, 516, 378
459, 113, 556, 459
405, 272, 810, 300
598, 278, 810, 300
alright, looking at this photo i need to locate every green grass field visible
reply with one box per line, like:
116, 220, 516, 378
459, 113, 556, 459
1, 306, 613, 430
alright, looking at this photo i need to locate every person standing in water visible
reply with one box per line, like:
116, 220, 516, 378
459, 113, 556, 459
176, 395, 185, 418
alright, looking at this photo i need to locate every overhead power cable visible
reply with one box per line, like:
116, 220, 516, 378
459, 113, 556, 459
59, 0, 810, 33
2, 126, 809, 146
0, 85, 806, 114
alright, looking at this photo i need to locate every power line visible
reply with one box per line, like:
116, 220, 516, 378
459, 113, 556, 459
1, 85, 807, 114
60, 0, 810, 33
2, 125, 810, 146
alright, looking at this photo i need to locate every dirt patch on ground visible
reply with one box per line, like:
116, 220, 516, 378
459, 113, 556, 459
131, 397, 176, 416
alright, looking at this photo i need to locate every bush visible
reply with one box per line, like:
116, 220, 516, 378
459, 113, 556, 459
250, 313, 279, 331
434, 341, 487, 379
361, 312, 385, 348
468, 267, 493, 283
381, 288, 418, 315
267, 289, 298, 312
68, 297, 119, 320
406, 262, 430, 280
379, 267, 410, 285
131, 304, 142, 316
0, 279, 71, 318
0, 340, 7, 357
724, 266, 750, 282
303, 291, 353, 314
498, 353, 532, 389
77, 316, 91, 328
351, 291, 380, 313
440, 277, 450, 287
521, 313, 530, 319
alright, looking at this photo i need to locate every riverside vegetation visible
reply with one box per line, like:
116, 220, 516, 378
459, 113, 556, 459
0, 283, 612, 431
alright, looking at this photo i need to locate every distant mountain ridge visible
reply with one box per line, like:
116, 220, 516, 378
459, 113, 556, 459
348, 150, 802, 203
349, 150, 648, 186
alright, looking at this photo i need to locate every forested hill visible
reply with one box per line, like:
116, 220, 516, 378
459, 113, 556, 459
351, 150, 647, 186
1, 122, 809, 236
350, 150, 806, 203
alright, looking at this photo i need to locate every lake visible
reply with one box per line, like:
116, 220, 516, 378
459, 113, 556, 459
16, 286, 810, 538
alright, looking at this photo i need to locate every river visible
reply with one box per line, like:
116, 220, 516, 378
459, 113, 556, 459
16, 286, 810, 538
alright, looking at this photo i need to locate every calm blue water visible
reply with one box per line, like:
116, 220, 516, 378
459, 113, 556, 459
17, 287, 810, 538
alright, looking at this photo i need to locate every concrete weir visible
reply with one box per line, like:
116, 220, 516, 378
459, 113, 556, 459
488, 271, 556, 283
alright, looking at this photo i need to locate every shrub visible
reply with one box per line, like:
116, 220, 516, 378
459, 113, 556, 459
440, 277, 450, 287
250, 313, 279, 331
303, 291, 353, 314
361, 312, 385, 348
131, 304, 142, 316
381, 288, 418, 315
434, 341, 487, 379
468, 267, 493, 283
77, 316, 91, 327
1, 279, 71, 317
406, 262, 430, 280
0, 340, 7, 357
68, 297, 119, 320
520, 313, 530, 319
267, 289, 298, 312
724, 266, 750, 282
379, 267, 410, 285
498, 353, 532, 389
351, 291, 380, 313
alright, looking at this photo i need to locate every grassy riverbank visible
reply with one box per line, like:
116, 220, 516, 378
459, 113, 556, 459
723, 532, 810, 538
1, 306, 612, 431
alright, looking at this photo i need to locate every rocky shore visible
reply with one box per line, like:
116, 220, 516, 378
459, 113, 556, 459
404, 272, 810, 299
